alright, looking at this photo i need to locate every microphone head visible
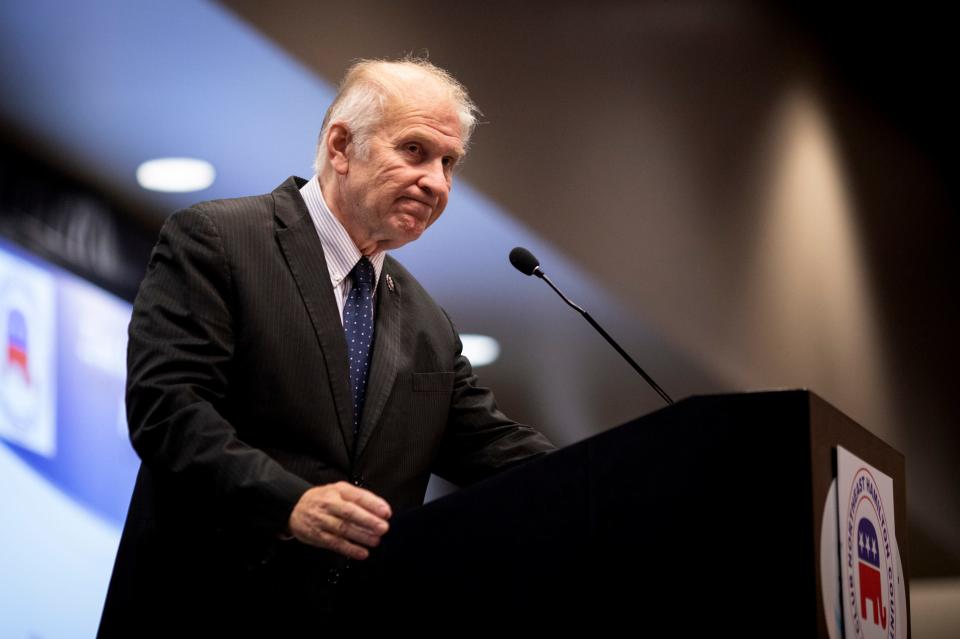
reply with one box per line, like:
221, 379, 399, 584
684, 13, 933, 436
509, 247, 541, 276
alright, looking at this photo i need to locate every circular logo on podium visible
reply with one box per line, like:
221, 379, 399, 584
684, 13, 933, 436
844, 468, 897, 639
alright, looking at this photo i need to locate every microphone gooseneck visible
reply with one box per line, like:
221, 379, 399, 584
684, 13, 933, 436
509, 246, 674, 406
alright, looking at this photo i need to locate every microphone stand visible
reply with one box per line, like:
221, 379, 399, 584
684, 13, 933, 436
532, 265, 674, 406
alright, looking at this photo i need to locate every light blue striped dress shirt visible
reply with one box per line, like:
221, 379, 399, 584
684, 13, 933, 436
298, 174, 386, 325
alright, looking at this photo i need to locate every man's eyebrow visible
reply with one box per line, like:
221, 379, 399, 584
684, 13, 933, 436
445, 141, 466, 160
399, 129, 464, 159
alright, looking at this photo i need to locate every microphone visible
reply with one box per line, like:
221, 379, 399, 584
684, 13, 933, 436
509, 246, 674, 405
509, 247, 542, 277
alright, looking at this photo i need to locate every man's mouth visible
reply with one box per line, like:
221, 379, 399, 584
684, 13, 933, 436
398, 197, 433, 217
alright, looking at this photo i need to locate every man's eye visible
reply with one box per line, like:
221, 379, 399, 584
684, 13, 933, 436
405, 143, 421, 154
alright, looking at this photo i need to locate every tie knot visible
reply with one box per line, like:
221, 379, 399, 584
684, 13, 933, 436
350, 257, 375, 288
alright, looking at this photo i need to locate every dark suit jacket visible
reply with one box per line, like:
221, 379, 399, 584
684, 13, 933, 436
97, 176, 555, 636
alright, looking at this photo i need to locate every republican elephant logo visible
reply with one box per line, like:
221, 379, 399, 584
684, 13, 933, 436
6, 307, 30, 384
857, 518, 887, 630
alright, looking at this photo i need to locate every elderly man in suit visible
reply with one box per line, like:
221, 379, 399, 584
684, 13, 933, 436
98, 57, 555, 635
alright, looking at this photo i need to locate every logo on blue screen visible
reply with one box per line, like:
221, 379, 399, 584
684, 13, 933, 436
0, 257, 57, 457
6, 308, 30, 384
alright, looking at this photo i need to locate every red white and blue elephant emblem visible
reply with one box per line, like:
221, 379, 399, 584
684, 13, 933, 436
857, 518, 887, 630
6, 308, 30, 384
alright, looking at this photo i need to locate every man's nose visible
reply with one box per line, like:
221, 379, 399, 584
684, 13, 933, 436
417, 159, 449, 198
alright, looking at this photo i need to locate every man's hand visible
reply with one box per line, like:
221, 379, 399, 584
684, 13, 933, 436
286, 482, 392, 560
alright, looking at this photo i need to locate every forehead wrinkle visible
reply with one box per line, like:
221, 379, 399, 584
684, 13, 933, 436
382, 93, 464, 141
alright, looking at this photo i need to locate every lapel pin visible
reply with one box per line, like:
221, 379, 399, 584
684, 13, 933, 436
386, 273, 395, 292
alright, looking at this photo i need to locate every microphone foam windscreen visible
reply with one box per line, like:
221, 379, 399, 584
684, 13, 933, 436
509, 247, 540, 276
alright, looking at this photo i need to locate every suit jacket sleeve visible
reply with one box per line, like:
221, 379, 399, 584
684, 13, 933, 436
430, 309, 556, 487
126, 206, 311, 534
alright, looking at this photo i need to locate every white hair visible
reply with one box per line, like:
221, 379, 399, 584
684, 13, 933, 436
312, 56, 480, 175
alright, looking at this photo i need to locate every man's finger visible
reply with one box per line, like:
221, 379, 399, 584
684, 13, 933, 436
313, 527, 370, 560
309, 511, 384, 548
336, 482, 392, 519
323, 499, 390, 535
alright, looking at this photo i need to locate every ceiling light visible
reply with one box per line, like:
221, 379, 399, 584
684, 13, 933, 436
136, 157, 216, 192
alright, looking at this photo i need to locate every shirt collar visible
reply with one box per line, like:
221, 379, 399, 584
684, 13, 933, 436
299, 174, 385, 289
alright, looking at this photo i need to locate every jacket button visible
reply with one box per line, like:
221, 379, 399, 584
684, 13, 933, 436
327, 568, 341, 585
351, 474, 364, 487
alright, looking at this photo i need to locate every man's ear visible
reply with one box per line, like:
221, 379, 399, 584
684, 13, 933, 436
327, 123, 351, 175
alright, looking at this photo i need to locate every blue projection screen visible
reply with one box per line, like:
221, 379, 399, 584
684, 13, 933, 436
0, 236, 139, 638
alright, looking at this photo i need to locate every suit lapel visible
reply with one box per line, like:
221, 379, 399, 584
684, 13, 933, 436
354, 261, 402, 462
272, 177, 356, 455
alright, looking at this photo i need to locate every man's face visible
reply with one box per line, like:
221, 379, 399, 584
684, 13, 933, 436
339, 98, 465, 253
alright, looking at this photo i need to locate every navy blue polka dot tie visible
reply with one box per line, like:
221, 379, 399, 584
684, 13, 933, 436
344, 257, 375, 439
